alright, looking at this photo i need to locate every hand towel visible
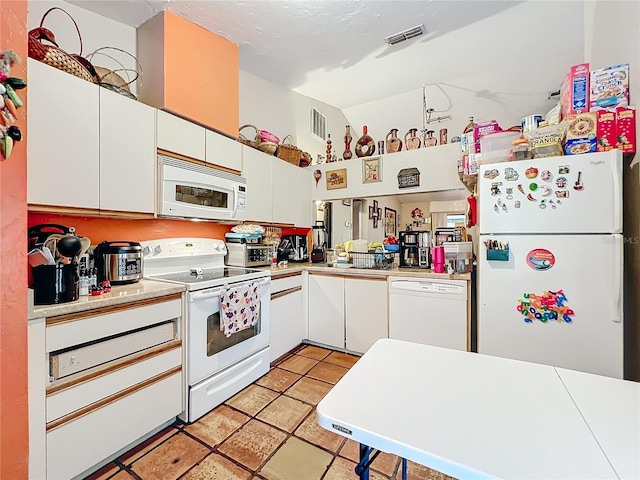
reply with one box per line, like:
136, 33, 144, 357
219, 282, 261, 338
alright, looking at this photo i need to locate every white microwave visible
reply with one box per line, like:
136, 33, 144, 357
157, 154, 247, 221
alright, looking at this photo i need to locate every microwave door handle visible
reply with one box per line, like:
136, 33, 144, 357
232, 185, 239, 218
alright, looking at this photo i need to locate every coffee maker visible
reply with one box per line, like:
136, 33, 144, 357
277, 235, 309, 263
399, 231, 431, 268
311, 221, 328, 263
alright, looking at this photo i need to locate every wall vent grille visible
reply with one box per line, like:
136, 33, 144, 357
385, 24, 425, 45
311, 107, 327, 141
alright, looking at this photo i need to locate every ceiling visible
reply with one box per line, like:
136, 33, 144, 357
69, 0, 528, 110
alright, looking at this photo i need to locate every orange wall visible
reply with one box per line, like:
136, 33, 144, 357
164, 12, 239, 136
0, 1, 29, 478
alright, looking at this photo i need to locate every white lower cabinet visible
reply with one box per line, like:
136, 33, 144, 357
47, 371, 181, 480
308, 273, 345, 349
345, 276, 388, 354
270, 274, 305, 361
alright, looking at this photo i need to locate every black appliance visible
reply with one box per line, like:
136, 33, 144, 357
399, 231, 431, 268
277, 235, 309, 263
311, 221, 328, 263
93, 241, 143, 284
32, 263, 78, 305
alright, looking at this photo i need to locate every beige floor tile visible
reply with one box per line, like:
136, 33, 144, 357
277, 355, 319, 375
130, 432, 209, 480
323, 351, 360, 368
255, 367, 302, 393
218, 419, 287, 471
294, 411, 345, 453
340, 439, 399, 476
118, 426, 180, 466
83, 462, 121, 480
182, 453, 252, 480
284, 377, 333, 405
259, 437, 332, 480
225, 384, 279, 416
297, 345, 332, 361
185, 404, 250, 448
256, 395, 312, 433
324, 456, 390, 480
306, 361, 348, 384
393, 461, 458, 480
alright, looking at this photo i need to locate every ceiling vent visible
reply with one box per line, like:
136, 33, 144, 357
385, 24, 425, 45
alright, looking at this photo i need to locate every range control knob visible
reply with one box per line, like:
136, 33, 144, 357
154, 245, 163, 255
142, 246, 152, 256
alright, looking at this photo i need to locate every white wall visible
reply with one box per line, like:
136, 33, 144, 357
239, 71, 350, 162
28, 0, 138, 94
342, 1, 585, 145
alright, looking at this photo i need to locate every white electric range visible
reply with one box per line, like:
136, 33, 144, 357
141, 238, 271, 422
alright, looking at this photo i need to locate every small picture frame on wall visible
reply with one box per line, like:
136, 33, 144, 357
327, 168, 348, 190
363, 157, 382, 184
384, 207, 397, 237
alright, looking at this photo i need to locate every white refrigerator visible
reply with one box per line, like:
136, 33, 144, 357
477, 149, 623, 378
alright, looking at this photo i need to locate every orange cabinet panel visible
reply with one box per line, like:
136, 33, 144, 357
137, 11, 239, 136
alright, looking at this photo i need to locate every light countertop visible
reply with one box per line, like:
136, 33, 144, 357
28, 279, 185, 320
262, 262, 472, 281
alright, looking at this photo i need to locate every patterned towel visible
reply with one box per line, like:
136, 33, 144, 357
219, 282, 261, 338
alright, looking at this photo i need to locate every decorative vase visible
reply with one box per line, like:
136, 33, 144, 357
439, 128, 448, 145
405, 128, 421, 150
355, 126, 375, 157
377, 140, 385, 155
423, 130, 438, 147
386, 128, 403, 153
326, 134, 333, 162
342, 125, 353, 160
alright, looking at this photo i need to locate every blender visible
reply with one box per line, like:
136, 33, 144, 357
311, 221, 328, 263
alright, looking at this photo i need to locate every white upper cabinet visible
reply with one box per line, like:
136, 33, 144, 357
272, 159, 313, 227
242, 145, 272, 222
205, 130, 242, 173
99, 88, 156, 213
27, 59, 100, 209
156, 110, 205, 161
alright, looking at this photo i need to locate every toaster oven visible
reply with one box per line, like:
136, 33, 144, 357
225, 243, 273, 267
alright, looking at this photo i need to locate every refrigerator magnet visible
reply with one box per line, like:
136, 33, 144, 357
506, 187, 514, 199
491, 182, 502, 196
529, 183, 538, 191
525, 167, 539, 179
555, 190, 569, 198
514, 201, 521, 208
541, 186, 552, 196
541, 170, 552, 181
559, 165, 570, 174
504, 167, 519, 181
556, 177, 567, 188
484, 168, 499, 179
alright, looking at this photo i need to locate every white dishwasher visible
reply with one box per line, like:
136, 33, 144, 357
388, 277, 469, 351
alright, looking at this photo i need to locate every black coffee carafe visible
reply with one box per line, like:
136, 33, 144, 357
32, 262, 79, 305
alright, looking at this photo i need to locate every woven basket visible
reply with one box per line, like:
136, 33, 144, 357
87, 47, 142, 100
28, 7, 98, 84
239, 124, 278, 155
277, 135, 302, 166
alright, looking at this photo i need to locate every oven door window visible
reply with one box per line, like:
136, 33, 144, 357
206, 309, 261, 356
175, 185, 228, 208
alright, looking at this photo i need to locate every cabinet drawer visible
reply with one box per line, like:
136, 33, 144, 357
271, 273, 302, 294
46, 297, 181, 352
47, 344, 181, 422
47, 370, 182, 480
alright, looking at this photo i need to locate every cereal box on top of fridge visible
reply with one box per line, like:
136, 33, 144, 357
590, 64, 629, 109
561, 63, 590, 120
594, 109, 616, 152
616, 105, 636, 154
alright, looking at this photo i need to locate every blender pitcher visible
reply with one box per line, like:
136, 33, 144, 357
311, 221, 327, 263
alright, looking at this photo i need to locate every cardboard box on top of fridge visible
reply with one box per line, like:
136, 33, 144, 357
616, 105, 636, 154
590, 63, 629, 110
472, 121, 501, 153
561, 63, 590, 120
564, 112, 597, 155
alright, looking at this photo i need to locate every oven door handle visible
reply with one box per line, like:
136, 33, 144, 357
189, 278, 270, 301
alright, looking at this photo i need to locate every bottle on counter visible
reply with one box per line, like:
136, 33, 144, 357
79, 267, 89, 296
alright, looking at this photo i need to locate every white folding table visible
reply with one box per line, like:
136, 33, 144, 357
316, 339, 640, 480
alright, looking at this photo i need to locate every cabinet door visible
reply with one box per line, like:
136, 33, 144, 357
27, 60, 100, 209
270, 287, 304, 362
157, 110, 205, 160
100, 88, 156, 213
242, 145, 272, 222
205, 129, 242, 173
308, 274, 344, 349
271, 159, 313, 226
345, 277, 388, 354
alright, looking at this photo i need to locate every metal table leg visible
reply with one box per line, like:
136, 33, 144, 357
355, 443, 382, 480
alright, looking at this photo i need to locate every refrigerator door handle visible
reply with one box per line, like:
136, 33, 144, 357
613, 236, 622, 323
612, 153, 622, 233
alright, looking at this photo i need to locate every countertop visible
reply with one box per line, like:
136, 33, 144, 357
262, 262, 472, 281
28, 279, 186, 320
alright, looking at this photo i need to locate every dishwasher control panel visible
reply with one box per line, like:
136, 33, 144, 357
424, 282, 465, 294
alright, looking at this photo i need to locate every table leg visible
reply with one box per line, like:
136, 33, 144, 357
358, 443, 370, 480
402, 457, 407, 480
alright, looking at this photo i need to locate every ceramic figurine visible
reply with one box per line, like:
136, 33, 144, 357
423, 130, 437, 147
386, 128, 403, 153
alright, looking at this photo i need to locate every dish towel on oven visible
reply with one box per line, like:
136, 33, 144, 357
219, 282, 261, 338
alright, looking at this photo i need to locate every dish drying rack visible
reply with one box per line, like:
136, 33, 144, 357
350, 251, 396, 270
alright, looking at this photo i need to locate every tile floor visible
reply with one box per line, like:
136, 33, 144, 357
85, 345, 456, 480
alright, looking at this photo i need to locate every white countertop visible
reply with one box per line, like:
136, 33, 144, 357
317, 339, 639, 480
28, 279, 185, 320
263, 263, 472, 281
